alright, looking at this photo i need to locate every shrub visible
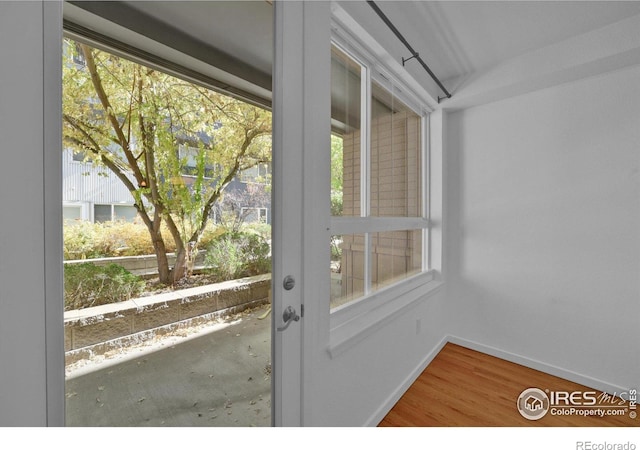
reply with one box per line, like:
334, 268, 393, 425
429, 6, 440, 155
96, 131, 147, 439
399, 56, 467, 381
204, 231, 271, 282
63, 220, 220, 260
243, 222, 272, 240
63, 220, 149, 259
63, 220, 100, 259
330, 189, 343, 216
64, 262, 145, 311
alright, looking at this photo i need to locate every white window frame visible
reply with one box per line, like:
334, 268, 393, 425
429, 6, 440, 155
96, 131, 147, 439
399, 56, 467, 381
328, 17, 443, 356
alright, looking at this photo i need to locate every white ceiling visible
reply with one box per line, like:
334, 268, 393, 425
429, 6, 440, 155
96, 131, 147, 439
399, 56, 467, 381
340, 0, 640, 82
80, 1, 640, 96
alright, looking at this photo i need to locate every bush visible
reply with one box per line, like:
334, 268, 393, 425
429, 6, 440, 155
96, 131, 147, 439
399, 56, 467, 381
64, 262, 145, 311
63, 220, 158, 259
204, 231, 271, 282
330, 189, 343, 216
243, 222, 272, 240
63, 220, 100, 259
63, 220, 220, 260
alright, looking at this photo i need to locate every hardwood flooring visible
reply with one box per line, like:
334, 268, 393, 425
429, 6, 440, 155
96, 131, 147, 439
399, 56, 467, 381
379, 343, 637, 427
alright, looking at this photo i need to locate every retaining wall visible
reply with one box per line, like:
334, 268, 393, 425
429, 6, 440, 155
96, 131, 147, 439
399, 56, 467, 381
64, 274, 271, 362
64, 252, 207, 277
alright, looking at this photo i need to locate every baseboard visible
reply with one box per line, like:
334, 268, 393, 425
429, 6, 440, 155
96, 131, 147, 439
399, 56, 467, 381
446, 335, 631, 395
364, 335, 449, 427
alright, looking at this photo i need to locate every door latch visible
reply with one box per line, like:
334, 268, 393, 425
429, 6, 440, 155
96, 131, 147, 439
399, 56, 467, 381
277, 306, 300, 331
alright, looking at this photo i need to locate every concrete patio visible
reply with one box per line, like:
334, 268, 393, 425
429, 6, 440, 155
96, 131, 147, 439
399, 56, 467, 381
65, 303, 272, 427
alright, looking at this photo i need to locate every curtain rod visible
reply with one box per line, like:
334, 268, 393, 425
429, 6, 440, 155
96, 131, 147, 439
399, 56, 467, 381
366, 0, 452, 102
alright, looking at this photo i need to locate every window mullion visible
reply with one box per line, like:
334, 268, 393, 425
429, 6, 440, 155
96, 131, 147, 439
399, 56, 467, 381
422, 113, 429, 272
361, 63, 371, 295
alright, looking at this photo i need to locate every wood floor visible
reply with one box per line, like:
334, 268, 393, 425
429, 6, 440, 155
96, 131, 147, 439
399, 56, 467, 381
379, 343, 638, 427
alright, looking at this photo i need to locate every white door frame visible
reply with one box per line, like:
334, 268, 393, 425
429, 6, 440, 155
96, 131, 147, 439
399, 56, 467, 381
271, 1, 331, 426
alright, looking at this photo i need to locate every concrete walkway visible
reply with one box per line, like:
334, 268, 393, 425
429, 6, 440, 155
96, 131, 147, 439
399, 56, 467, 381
65, 304, 272, 427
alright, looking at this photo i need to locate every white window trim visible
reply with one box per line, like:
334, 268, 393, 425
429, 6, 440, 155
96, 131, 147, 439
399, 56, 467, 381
327, 9, 444, 358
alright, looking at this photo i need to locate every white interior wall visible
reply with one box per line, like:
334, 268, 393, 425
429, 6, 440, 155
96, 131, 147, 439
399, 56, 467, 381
308, 290, 448, 426
445, 65, 640, 392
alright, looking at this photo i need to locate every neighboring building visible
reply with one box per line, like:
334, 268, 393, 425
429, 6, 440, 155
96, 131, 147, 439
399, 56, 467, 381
62, 147, 271, 224
62, 148, 138, 222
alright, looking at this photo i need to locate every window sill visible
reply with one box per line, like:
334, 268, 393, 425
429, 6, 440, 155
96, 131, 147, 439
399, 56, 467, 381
327, 270, 444, 359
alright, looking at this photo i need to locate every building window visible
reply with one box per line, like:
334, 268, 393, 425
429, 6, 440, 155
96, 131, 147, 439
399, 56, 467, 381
178, 144, 217, 178
94, 204, 112, 223
114, 204, 139, 222
72, 43, 86, 67
63, 205, 82, 222
330, 43, 429, 311
94, 204, 138, 223
241, 207, 268, 224
239, 162, 271, 183
71, 150, 94, 163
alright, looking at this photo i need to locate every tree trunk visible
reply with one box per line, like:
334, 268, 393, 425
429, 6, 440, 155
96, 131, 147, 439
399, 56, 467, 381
149, 228, 172, 285
170, 245, 188, 284
150, 230, 188, 285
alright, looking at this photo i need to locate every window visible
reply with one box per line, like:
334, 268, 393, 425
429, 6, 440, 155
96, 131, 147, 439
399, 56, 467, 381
72, 42, 86, 67
114, 204, 138, 222
241, 207, 268, 224
330, 43, 429, 312
94, 204, 138, 223
239, 163, 271, 183
63, 205, 82, 222
178, 144, 217, 178
72, 151, 85, 162
71, 150, 95, 163
94, 204, 112, 223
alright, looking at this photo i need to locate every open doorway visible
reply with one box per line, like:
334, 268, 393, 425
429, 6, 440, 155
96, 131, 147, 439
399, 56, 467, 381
61, 3, 273, 426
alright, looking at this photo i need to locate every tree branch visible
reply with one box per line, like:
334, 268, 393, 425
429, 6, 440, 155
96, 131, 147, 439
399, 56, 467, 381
81, 44, 145, 185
